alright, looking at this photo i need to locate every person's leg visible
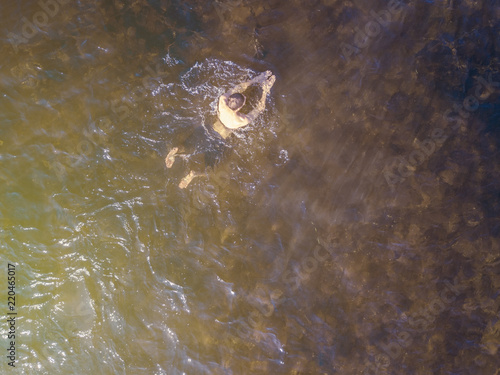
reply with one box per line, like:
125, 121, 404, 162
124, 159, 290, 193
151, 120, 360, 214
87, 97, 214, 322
179, 153, 207, 188
165, 126, 205, 168
172, 125, 227, 188
204, 135, 228, 172
178, 134, 209, 189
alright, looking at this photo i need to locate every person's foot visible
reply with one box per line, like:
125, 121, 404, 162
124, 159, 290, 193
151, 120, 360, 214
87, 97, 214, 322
165, 147, 179, 168
179, 170, 197, 189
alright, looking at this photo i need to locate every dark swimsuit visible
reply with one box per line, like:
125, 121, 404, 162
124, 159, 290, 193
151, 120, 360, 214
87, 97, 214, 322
179, 119, 231, 171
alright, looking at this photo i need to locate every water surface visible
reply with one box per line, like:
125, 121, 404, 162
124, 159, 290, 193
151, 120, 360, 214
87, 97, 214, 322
1, 0, 500, 374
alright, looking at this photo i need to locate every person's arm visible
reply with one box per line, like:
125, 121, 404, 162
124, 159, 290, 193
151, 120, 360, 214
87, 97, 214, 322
224, 71, 272, 96
243, 90, 267, 124
224, 80, 252, 97
243, 74, 276, 124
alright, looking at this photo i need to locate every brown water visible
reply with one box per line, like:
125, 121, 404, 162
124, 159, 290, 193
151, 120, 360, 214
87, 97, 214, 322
1, 0, 500, 374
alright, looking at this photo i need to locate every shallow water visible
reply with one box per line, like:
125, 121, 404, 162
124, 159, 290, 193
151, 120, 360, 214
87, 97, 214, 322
1, 0, 500, 374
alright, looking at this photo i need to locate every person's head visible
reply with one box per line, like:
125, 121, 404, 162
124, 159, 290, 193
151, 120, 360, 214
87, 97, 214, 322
227, 93, 246, 111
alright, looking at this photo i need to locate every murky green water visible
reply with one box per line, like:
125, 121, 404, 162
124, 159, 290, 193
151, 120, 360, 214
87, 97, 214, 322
1, 0, 500, 374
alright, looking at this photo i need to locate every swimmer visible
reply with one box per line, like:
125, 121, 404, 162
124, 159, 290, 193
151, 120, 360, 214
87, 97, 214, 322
217, 70, 276, 130
166, 70, 276, 189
